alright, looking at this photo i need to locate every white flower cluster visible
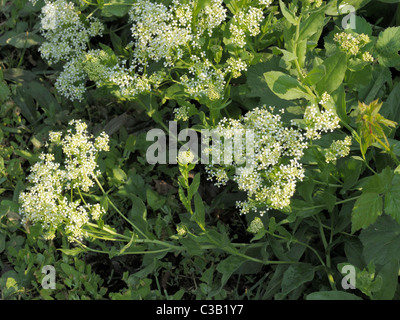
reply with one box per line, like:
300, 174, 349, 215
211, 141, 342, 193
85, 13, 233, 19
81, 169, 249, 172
177, 149, 196, 165
180, 56, 226, 101
226, 57, 248, 78
319, 91, 331, 105
37, 0, 272, 102
206, 105, 343, 216
230, 6, 264, 48
38, 0, 104, 64
333, 32, 373, 61
303, 105, 341, 140
174, 105, 190, 122
206, 106, 308, 215
325, 136, 352, 163
127, 0, 230, 101
19, 120, 109, 241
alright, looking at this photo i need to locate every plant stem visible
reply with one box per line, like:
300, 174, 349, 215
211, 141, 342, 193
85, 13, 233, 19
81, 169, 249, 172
93, 176, 149, 239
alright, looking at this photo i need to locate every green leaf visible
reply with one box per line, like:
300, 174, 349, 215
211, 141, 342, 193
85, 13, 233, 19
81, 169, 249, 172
25, 81, 61, 117
112, 168, 127, 183
384, 174, 400, 223
4, 32, 43, 48
188, 172, 200, 200
303, 64, 326, 86
264, 71, 312, 101
216, 255, 246, 289
146, 189, 165, 212
13, 87, 37, 124
373, 259, 399, 300
360, 215, 400, 266
381, 82, 400, 123
193, 192, 205, 231
101, 0, 133, 17
245, 57, 292, 108
60, 263, 79, 278
306, 291, 362, 300
375, 27, 400, 67
315, 51, 347, 95
298, 8, 326, 41
280, 263, 315, 297
130, 194, 147, 221
0, 82, 10, 102
351, 192, 383, 233
279, 0, 299, 25
58, 247, 84, 256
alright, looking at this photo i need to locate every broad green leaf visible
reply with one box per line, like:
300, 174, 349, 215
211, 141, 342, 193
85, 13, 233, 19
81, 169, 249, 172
351, 192, 383, 233
280, 263, 315, 296
303, 64, 326, 86
264, 71, 312, 101
315, 51, 347, 95
381, 82, 400, 122
246, 57, 292, 108
344, 238, 365, 269
216, 255, 246, 289
306, 291, 362, 300
112, 167, 127, 183
60, 263, 79, 278
373, 259, 399, 300
146, 189, 165, 212
5, 32, 43, 48
13, 87, 37, 124
130, 194, 147, 221
3, 68, 36, 83
0, 82, 10, 102
26, 81, 61, 117
384, 174, 400, 224
360, 215, 400, 265
101, 0, 133, 17
362, 167, 393, 194
375, 27, 400, 67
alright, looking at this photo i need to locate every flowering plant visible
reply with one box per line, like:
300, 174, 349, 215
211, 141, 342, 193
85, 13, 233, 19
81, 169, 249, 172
2, 0, 400, 300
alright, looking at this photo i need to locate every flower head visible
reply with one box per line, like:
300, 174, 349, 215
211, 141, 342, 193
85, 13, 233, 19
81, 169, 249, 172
19, 120, 109, 241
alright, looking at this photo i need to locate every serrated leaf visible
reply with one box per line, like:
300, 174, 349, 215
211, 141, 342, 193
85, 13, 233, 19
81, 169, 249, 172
375, 27, 400, 67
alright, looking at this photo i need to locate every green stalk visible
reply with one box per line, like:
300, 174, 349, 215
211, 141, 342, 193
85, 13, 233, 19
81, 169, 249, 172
93, 176, 149, 239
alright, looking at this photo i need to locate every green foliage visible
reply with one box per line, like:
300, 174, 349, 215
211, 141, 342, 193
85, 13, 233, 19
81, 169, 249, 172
1, 0, 400, 301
